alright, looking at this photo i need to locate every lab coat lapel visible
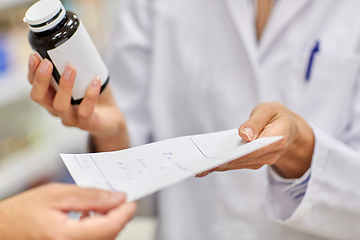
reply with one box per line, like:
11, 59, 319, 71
259, 0, 312, 58
222, 0, 259, 80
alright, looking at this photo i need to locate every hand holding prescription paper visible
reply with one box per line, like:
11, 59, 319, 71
61, 129, 282, 202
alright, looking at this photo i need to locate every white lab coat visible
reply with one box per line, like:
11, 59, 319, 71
106, 0, 360, 239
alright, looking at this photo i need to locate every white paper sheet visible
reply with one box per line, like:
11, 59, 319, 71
61, 129, 283, 202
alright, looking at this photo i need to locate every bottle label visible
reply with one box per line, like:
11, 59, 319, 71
47, 21, 109, 101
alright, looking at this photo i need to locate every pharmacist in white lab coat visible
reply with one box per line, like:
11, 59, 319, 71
28, 0, 360, 239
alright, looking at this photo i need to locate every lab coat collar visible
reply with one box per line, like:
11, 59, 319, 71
222, 0, 312, 61
259, 0, 312, 58
222, 0, 260, 85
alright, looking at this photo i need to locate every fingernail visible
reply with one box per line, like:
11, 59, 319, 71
243, 127, 255, 140
195, 173, 204, 178
196, 171, 211, 178
63, 65, 73, 80
111, 192, 126, 203
91, 77, 101, 88
29, 54, 35, 68
39, 59, 50, 74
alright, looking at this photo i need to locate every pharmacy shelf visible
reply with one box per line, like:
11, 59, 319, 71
0, 125, 87, 199
0, 0, 34, 9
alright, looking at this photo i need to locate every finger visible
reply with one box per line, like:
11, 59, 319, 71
215, 163, 265, 171
52, 65, 77, 124
61, 190, 126, 213
80, 212, 91, 220
28, 54, 41, 85
77, 77, 101, 124
213, 152, 281, 172
238, 103, 280, 141
195, 162, 230, 178
195, 170, 213, 178
41, 87, 58, 116
72, 202, 137, 240
49, 184, 127, 213
30, 59, 53, 105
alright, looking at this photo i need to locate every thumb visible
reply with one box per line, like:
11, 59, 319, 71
55, 185, 126, 213
239, 103, 278, 142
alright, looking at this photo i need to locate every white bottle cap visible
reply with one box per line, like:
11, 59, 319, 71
24, 0, 66, 33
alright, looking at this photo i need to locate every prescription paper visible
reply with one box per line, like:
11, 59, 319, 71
61, 129, 282, 202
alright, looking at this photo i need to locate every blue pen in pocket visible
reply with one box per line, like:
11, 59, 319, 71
305, 41, 320, 81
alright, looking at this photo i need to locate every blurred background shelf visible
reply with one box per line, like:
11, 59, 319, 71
0, 1, 157, 239
0, 0, 34, 10
0, 70, 31, 108
0, 0, 121, 199
0, 125, 87, 199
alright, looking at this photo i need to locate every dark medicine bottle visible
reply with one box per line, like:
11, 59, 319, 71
24, 0, 109, 104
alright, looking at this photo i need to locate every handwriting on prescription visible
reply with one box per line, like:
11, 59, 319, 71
112, 152, 192, 180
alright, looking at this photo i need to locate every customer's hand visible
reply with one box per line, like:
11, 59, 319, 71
197, 102, 314, 179
28, 54, 129, 152
0, 183, 136, 240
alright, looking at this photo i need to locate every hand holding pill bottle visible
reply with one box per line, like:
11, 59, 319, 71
24, 0, 109, 104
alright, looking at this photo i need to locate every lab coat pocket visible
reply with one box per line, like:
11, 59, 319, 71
294, 53, 360, 131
